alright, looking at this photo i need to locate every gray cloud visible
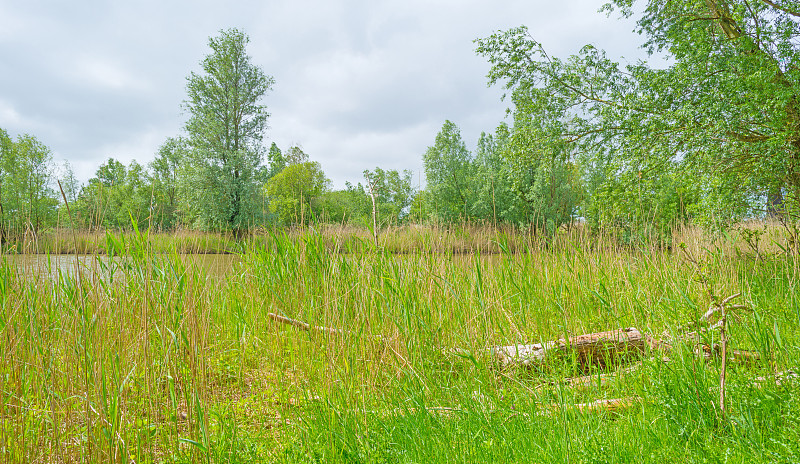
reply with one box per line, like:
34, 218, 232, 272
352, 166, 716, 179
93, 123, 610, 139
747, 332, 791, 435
0, 0, 648, 189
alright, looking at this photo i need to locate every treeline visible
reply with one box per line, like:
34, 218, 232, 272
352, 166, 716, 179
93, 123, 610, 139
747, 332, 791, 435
5, 2, 800, 244
0, 116, 754, 242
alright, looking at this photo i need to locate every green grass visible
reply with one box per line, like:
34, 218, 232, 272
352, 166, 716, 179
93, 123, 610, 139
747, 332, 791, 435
0, 227, 798, 462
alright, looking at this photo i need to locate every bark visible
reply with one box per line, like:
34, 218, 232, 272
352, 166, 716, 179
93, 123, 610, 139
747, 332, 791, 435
490, 327, 649, 369
767, 186, 784, 218
489, 327, 760, 369
267, 312, 345, 336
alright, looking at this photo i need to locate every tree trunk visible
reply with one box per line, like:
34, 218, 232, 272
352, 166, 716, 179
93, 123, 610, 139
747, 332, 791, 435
767, 185, 784, 218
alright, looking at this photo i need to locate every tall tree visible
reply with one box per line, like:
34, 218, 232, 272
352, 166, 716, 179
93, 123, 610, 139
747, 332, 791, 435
77, 158, 151, 230
423, 121, 475, 222
476, 0, 800, 227
266, 142, 286, 179
284, 145, 309, 165
151, 137, 186, 230
183, 28, 274, 236
6, 134, 57, 232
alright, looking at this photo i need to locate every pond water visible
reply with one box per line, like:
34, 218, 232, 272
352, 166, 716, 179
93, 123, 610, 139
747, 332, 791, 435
3, 253, 239, 281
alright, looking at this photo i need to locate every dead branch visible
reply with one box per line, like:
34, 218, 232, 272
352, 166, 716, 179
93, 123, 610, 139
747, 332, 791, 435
267, 312, 346, 336
557, 363, 643, 390
490, 327, 648, 369
487, 325, 760, 370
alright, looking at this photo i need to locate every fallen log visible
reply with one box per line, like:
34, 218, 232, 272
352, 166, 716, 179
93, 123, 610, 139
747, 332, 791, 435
491, 327, 648, 369
572, 397, 638, 413
267, 312, 345, 336
267, 312, 384, 341
490, 327, 761, 369
556, 363, 643, 390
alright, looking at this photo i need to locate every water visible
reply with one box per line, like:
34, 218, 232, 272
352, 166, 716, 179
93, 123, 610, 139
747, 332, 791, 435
4, 253, 239, 281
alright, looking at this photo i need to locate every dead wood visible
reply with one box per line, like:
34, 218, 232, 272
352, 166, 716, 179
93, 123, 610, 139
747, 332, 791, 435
489, 325, 761, 370
753, 370, 799, 387
556, 363, 643, 390
491, 327, 648, 369
267, 312, 345, 336
572, 397, 638, 413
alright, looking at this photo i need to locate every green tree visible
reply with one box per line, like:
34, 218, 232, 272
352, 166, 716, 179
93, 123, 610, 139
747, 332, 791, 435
471, 124, 527, 225
423, 121, 475, 222
76, 158, 152, 230
362, 167, 414, 226
182, 28, 274, 236
151, 137, 186, 230
1, 134, 58, 234
55, 161, 82, 228
285, 145, 309, 166
317, 185, 371, 225
475, 1, 800, 227
265, 161, 330, 225
0, 128, 12, 242
266, 142, 286, 179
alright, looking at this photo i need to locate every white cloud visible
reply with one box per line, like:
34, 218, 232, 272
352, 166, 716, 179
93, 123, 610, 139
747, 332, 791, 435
67, 56, 150, 92
0, 0, 654, 190
0, 100, 25, 127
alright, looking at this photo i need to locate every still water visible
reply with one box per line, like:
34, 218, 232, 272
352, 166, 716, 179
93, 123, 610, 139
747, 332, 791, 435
3, 254, 239, 281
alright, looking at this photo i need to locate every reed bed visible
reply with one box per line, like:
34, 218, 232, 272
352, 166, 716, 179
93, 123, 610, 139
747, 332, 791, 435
1, 227, 798, 462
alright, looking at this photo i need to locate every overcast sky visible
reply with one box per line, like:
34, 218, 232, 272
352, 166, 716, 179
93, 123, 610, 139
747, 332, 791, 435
0, 0, 649, 189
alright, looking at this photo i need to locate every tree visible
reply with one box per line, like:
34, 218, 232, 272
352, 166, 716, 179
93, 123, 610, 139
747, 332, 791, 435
76, 158, 152, 230
182, 28, 274, 236
475, 1, 800, 227
266, 142, 286, 179
151, 137, 186, 230
472, 124, 530, 226
56, 161, 82, 228
362, 167, 414, 227
0, 134, 58, 234
423, 121, 475, 222
265, 161, 330, 225
285, 145, 309, 165
0, 128, 11, 242
317, 185, 372, 225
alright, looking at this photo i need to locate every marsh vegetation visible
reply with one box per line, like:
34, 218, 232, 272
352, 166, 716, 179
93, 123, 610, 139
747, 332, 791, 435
1, 225, 799, 462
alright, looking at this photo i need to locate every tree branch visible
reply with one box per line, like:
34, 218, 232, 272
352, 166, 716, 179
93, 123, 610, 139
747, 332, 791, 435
761, 0, 800, 17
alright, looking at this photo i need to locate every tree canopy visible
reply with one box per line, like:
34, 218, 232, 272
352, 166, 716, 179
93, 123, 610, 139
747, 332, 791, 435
182, 28, 274, 235
476, 0, 800, 227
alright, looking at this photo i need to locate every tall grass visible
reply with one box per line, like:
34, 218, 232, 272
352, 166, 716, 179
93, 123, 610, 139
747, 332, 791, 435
0, 227, 798, 462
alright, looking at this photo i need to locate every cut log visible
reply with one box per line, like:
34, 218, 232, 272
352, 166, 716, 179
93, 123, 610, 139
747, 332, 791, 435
491, 327, 648, 369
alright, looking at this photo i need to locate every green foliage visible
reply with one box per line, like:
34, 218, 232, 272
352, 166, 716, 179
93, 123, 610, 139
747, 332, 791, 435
285, 145, 309, 166
150, 137, 186, 231
476, 1, 800, 230
182, 28, 274, 235
423, 118, 582, 233
265, 161, 330, 225
363, 167, 415, 226
266, 142, 286, 179
0, 130, 58, 239
423, 120, 474, 222
315, 187, 368, 226
75, 158, 153, 230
